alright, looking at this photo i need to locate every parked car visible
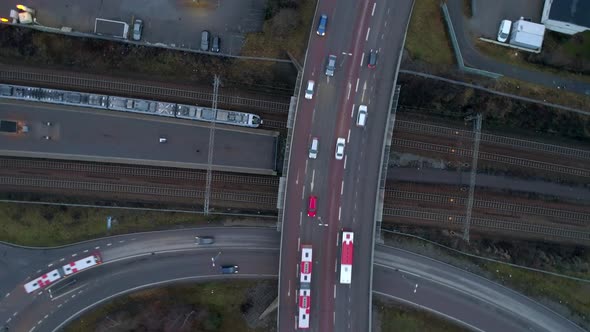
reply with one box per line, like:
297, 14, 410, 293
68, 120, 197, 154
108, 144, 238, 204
132, 19, 143, 41
307, 195, 317, 217
317, 14, 328, 36
195, 236, 215, 245
304, 80, 315, 100
309, 137, 319, 159
325, 55, 336, 77
211, 36, 221, 52
335, 138, 345, 160
367, 50, 377, 69
159, 137, 167, 143
497, 19, 512, 43
221, 265, 239, 274
201, 30, 210, 51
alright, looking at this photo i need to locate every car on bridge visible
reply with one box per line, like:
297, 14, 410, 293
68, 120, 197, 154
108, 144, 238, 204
335, 138, 346, 160
304, 80, 315, 100
325, 55, 337, 77
307, 195, 317, 217
368, 50, 377, 69
221, 265, 239, 274
316, 14, 328, 36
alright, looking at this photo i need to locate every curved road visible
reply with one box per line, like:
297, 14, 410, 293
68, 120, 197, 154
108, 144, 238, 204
0, 227, 584, 332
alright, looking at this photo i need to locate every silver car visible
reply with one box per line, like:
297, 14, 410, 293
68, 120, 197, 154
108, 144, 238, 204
325, 55, 336, 76
335, 137, 345, 160
200, 30, 210, 51
195, 236, 215, 245
132, 19, 143, 41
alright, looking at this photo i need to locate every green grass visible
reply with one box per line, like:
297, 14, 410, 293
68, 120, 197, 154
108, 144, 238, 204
405, 0, 454, 65
64, 280, 271, 332
376, 299, 469, 332
482, 262, 590, 319
0, 202, 216, 247
241, 0, 316, 62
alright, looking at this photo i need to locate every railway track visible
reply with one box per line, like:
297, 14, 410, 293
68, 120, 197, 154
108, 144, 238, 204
395, 120, 590, 161
262, 120, 287, 129
392, 138, 590, 178
0, 176, 277, 206
0, 68, 291, 113
385, 189, 590, 224
0, 158, 279, 186
383, 207, 590, 242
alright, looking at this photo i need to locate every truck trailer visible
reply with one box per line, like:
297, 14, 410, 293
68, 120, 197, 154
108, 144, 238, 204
509, 18, 546, 51
0, 119, 29, 134
95, 18, 129, 39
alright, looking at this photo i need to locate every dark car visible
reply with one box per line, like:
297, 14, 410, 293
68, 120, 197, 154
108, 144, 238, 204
316, 14, 328, 36
367, 50, 377, 69
221, 265, 239, 274
195, 236, 215, 245
200, 30, 210, 51
211, 36, 220, 53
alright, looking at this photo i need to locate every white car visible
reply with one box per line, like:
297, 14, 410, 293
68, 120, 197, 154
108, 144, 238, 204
335, 137, 345, 160
497, 20, 512, 43
304, 80, 315, 100
309, 137, 319, 159
357, 105, 367, 127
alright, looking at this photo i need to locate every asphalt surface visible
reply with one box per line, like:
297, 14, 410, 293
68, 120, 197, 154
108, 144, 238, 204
466, 0, 544, 39
3, 0, 267, 55
0, 228, 585, 332
277, 0, 413, 330
446, 0, 590, 96
0, 100, 278, 174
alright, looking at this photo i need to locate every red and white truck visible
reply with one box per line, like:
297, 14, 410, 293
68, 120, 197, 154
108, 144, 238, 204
340, 231, 354, 284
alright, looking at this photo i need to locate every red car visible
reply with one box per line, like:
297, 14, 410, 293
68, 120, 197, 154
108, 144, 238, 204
307, 195, 317, 217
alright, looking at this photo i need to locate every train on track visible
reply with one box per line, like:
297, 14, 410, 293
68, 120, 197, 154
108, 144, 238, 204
0, 83, 262, 128
24, 253, 102, 293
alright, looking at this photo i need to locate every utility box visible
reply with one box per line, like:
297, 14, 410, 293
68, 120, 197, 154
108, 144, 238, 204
94, 18, 129, 39
509, 18, 546, 51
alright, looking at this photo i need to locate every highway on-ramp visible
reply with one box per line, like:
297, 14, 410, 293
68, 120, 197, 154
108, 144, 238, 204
1, 228, 584, 332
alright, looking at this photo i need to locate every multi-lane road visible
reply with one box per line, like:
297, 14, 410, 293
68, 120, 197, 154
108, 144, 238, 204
0, 227, 584, 332
278, 0, 413, 330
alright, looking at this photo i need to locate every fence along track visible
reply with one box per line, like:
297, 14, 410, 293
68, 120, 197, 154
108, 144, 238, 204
382, 207, 590, 242
0, 176, 276, 206
392, 138, 590, 178
0, 69, 291, 113
262, 120, 287, 129
395, 120, 590, 161
0, 158, 279, 186
385, 189, 590, 224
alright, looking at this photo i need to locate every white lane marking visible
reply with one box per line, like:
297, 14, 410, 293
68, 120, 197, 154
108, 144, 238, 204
71, 253, 77, 257
13, 312, 17, 317
44, 314, 48, 319
59, 258, 65, 262
351, 104, 355, 118
334, 284, 337, 298
107, 243, 112, 247
57, 304, 62, 308
37, 320, 42, 325
294, 316, 297, 329
344, 155, 348, 169
387, 7, 390, 14
361, 81, 367, 102
299, 212, 302, 226
311, 169, 316, 192
355, 78, 360, 92
333, 312, 336, 325
94, 246, 100, 250
347, 82, 351, 100
29, 326, 35, 332
372, 2, 376, 16
296, 263, 299, 278
52, 285, 85, 301
347, 129, 351, 143
288, 280, 291, 297
381, 33, 385, 40
301, 185, 305, 200
385, 20, 388, 27
340, 181, 344, 195
4, 293, 9, 298
359, 53, 365, 67
335, 258, 338, 272
47, 263, 53, 268
366, 27, 371, 41
6, 317, 11, 323
83, 249, 89, 253
298, 237, 301, 250
336, 232, 340, 245
338, 206, 342, 221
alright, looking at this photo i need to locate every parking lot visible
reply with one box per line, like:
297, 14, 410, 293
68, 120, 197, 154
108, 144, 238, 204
2, 0, 267, 54
466, 0, 544, 38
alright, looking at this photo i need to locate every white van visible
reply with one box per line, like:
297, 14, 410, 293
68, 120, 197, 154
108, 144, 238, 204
357, 105, 367, 127
309, 137, 319, 159
497, 20, 512, 43
304, 80, 315, 100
